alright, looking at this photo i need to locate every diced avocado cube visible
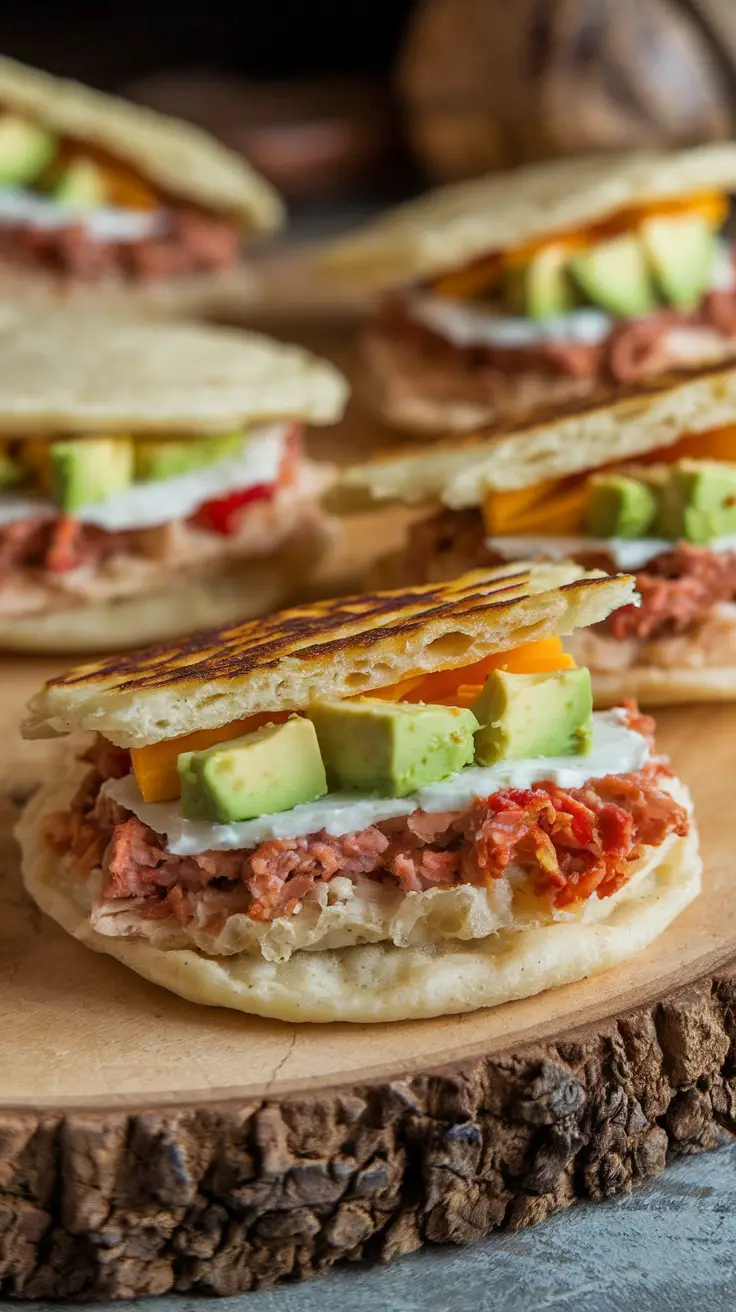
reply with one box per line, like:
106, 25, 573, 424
659, 460, 736, 545
641, 215, 717, 311
307, 698, 479, 797
134, 431, 244, 482
49, 437, 135, 513
178, 717, 328, 823
569, 233, 658, 317
0, 115, 56, 186
473, 668, 593, 766
522, 244, 575, 321
585, 473, 660, 539
54, 157, 108, 208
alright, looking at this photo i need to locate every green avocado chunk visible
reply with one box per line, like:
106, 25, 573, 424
585, 473, 660, 539
307, 698, 479, 797
640, 215, 717, 311
569, 233, 658, 317
513, 244, 574, 321
0, 115, 56, 186
49, 437, 135, 512
473, 668, 593, 766
178, 717, 328, 823
134, 431, 244, 482
54, 157, 108, 207
658, 459, 736, 545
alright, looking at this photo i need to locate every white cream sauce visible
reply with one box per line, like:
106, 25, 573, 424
408, 295, 613, 349
102, 711, 650, 858
0, 187, 164, 243
0, 424, 287, 532
484, 532, 736, 570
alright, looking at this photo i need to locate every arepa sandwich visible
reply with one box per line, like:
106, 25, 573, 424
319, 146, 736, 435
0, 309, 347, 651
0, 55, 283, 311
333, 359, 736, 705
18, 564, 700, 1023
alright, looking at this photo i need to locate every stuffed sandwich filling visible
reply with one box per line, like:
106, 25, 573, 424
406, 426, 736, 671
42, 641, 690, 963
0, 422, 325, 618
367, 189, 736, 430
0, 110, 242, 282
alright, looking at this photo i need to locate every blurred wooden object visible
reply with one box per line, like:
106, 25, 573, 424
399, 0, 736, 180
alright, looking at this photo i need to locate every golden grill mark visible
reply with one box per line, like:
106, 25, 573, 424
48, 571, 540, 693
44, 574, 617, 701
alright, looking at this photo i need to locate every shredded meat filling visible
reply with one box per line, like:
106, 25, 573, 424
0, 207, 240, 282
44, 715, 686, 928
0, 494, 277, 580
384, 287, 736, 389
605, 544, 736, 640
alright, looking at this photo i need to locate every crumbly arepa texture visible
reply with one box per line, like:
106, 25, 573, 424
0, 311, 348, 435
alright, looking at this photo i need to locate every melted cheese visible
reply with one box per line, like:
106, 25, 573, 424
105, 711, 649, 857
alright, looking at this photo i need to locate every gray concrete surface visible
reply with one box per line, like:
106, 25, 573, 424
25, 1139, 736, 1311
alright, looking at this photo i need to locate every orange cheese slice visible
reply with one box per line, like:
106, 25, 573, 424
643, 423, 736, 466
394, 637, 575, 706
366, 674, 427, 701
481, 481, 557, 534
131, 710, 291, 803
101, 163, 159, 211
433, 253, 504, 300
482, 479, 588, 536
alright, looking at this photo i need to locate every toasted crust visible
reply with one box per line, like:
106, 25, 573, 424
318, 145, 736, 288
18, 767, 700, 1023
330, 361, 736, 510
23, 563, 635, 747
0, 55, 283, 230
0, 311, 348, 434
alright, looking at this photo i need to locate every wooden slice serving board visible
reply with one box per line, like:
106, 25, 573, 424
0, 661, 735, 1299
